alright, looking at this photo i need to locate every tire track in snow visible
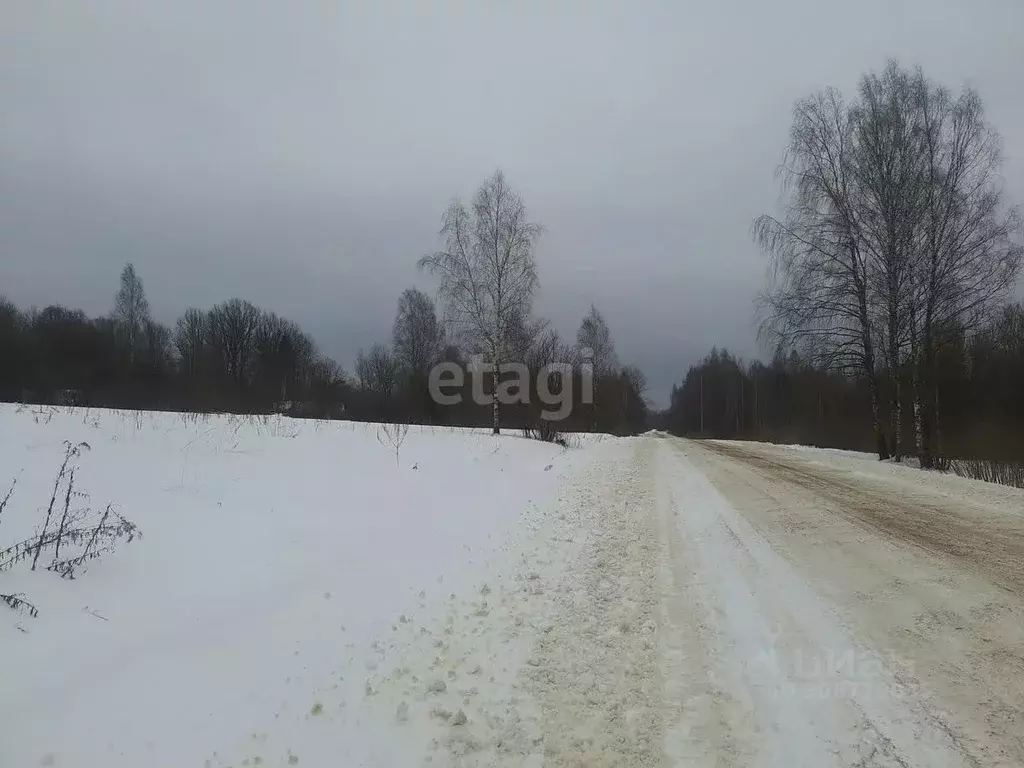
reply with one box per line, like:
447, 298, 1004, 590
660, 436, 977, 767
211, 434, 995, 766
686, 437, 1024, 766
653, 439, 760, 765
698, 440, 1024, 595
308, 439, 654, 767
520, 439, 665, 766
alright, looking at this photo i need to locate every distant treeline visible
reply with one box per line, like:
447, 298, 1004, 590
0, 263, 648, 436
660, 305, 1024, 463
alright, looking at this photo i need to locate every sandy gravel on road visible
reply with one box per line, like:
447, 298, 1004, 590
687, 438, 1024, 767
701, 440, 1024, 593
436, 435, 1018, 766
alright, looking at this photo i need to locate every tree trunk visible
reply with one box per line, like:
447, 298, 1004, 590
868, 372, 888, 460
910, 310, 927, 466
918, 275, 939, 468
912, 370, 925, 465
924, 335, 942, 463
492, 361, 500, 435
890, 375, 901, 462
855, 253, 887, 460
887, 282, 902, 462
919, 343, 936, 469
739, 376, 744, 435
753, 374, 759, 435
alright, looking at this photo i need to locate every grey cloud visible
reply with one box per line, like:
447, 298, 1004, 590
3, 1, 1022, 406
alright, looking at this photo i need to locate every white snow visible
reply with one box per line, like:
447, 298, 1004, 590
659, 440, 973, 767
0, 405, 607, 767
717, 437, 1024, 512
3, 412, 1017, 766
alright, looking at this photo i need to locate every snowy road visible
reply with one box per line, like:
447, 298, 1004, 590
4, 411, 1024, 767
673, 438, 1024, 767
356, 434, 1024, 766
571, 434, 1024, 767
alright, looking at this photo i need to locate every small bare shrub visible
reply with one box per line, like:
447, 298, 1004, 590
1, 443, 141, 618
31, 442, 88, 570
950, 458, 1024, 489
48, 503, 141, 580
52, 467, 83, 561
32, 406, 56, 425
523, 421, 568, 447
0, 474, 18, 532
377, 422, 410, 466
561, 432, 582, 449
0, 593, 38, 619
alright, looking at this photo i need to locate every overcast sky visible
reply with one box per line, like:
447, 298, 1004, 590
2, 1, 1022, 406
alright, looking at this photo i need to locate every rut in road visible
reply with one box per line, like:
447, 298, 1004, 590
518, 436, 979, 767
697, 440, 1024, 594
655, 436, 974, 768
520, 438, 666, 766
683, 436, 1024, 767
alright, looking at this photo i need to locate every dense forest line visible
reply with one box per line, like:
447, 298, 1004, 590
660, 310, 1024, 462
0, 261, 648, 437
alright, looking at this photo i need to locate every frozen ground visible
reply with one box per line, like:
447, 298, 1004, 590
2, 409, 1023, 766
0, 406, 609, 767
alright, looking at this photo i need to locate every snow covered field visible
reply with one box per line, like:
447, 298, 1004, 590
3, 409, 1023, 767
0, 406, 612, 767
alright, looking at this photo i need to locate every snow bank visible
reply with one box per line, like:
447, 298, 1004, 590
0, 405, 605, 767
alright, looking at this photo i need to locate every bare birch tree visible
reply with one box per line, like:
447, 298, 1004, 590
851, 62, 937, 460
392, 288, 445, 380
356, 343, 400, 406
208, 298, 261, 386
174, 308, 208, 378
112, 262, 150, 366
576, 304, 619, 431
418, 170, 543, 434
754, 89, 889, 458
576, 305, 619, 375
910, 69, 1023, 465
756, 61, 1022, 463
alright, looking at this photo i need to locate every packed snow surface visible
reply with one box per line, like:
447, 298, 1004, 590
0, 407, 605, 766
3, 407, 1023, 766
